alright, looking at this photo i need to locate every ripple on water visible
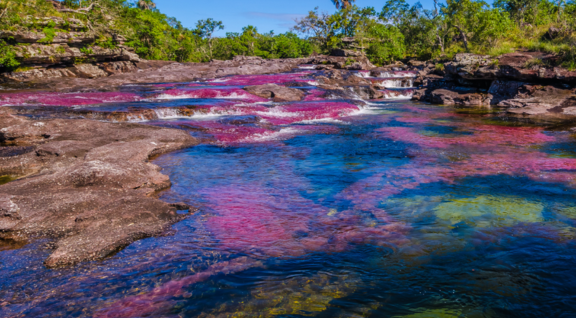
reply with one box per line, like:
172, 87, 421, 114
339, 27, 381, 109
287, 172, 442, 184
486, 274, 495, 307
2, 73, 576, 317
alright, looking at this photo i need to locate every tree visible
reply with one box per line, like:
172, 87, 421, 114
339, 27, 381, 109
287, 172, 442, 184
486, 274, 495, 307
332, 0, 355, 9
365, 23, 406, 65
193, 18, 224, 59
137, 0, 156, 11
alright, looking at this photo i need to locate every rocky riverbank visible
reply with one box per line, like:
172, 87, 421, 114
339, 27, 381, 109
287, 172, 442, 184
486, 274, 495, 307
409, 52, 576, 117
0, 107, 198, 267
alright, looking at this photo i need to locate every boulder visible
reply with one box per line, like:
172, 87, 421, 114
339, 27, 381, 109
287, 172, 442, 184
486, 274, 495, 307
500, 85, 576, 115
72, 64, 108, 78
345, 85, 384, 99
331, 49, 363, 57
244, 83, 305, 102
544, 26, 561, 40
431, 89, 492, 106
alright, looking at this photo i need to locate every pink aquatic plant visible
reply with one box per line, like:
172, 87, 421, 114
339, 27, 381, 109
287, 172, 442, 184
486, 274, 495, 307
258, 101, 359, 125
377, 125, 555, 149
96, 257, 263, 318
199, 184, 411, 257
154, 88, 267, 102
303, 89, 326, 101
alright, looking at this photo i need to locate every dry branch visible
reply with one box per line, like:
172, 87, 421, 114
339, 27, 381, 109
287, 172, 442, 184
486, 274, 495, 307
0, 7, 8, 20
57, 2, 97, 14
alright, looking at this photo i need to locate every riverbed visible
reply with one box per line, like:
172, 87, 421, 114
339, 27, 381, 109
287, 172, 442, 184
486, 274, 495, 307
2, 69, 576, 317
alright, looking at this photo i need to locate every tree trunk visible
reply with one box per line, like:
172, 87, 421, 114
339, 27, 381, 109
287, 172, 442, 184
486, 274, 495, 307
456, 26, 469, 51
436, 33, 445, 53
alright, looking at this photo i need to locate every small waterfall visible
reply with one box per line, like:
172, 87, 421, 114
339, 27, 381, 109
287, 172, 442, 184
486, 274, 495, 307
367, 70, 417, 100
371, 78, 414, 88
381, 88, 415, 100
298, 64, 317, 70
154, 107, 183, 119
353, 70, 371, 78
371, 70, 417, 78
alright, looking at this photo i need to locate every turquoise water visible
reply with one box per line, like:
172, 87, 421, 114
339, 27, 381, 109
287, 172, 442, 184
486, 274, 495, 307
2, 72, 576, 317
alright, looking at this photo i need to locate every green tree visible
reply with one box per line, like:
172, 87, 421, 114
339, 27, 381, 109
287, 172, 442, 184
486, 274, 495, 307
365, 23, 406, 65
194, 18, 224, 59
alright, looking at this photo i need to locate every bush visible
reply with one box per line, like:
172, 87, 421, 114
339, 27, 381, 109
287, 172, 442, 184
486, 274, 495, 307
0, 40, 20, 70
365, 24, 405, 65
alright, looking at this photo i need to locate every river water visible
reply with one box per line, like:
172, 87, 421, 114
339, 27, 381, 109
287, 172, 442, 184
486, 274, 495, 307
2, 69, 576, 317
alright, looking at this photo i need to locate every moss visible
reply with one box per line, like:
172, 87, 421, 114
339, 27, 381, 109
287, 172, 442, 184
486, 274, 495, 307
434, 195, 544, 226
13, 66, 32, 72
397, 308, 461, 318
0, 176, 14, 185
80, 47, 94, 55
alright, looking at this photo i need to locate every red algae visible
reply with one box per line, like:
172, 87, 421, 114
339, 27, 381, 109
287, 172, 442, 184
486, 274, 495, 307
258, 102, 359, 125
96, 257, 263, 318
154, 88, 267, 102
199, 184, 410, 258
303, 89, 326, 101
377, 125, 555, 149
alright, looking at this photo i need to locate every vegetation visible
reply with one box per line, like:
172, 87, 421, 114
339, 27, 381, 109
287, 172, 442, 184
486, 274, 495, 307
0, 0, 575, 69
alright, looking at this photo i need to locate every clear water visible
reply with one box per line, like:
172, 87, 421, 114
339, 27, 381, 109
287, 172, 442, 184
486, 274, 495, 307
2, 71, 576, 317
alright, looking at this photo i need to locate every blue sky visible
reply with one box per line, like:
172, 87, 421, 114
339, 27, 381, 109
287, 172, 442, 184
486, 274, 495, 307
154, 0, 433, 36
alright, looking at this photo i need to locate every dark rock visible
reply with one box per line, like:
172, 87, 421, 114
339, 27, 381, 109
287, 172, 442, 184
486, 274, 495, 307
331, 49, 363, 57
220, 115, 261, 125
431, 89, 492, 106
345, 85, 384, 99
544, 27, 561, 40
487, 80, 524, 104
0, 146, 35, 157
309, 54, 375, 71
244, 83, 305, 102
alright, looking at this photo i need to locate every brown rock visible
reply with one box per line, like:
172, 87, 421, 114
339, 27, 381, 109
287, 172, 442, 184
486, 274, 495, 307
71, 64, 108, 78
500, 85, 576, 115
0, 108, 198, 267
431, 89, 492, 106
244, 83, 305, 102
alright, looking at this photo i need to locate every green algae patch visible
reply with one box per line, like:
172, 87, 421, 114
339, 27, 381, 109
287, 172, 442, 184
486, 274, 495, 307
383, 195, 444, 216
434, 195, 544, 226
197, 273, 361, 317
552, 203, 576, 219
396, 308, 461, 318
0, 175, 14, 185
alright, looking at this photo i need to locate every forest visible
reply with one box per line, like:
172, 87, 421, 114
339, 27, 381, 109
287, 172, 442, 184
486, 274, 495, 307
0, 0, 576, 69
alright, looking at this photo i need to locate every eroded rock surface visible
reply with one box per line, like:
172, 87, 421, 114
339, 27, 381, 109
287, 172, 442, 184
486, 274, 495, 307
0, 108, 198, 267
244, 83, 305, 102
412, 52, 576, 117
